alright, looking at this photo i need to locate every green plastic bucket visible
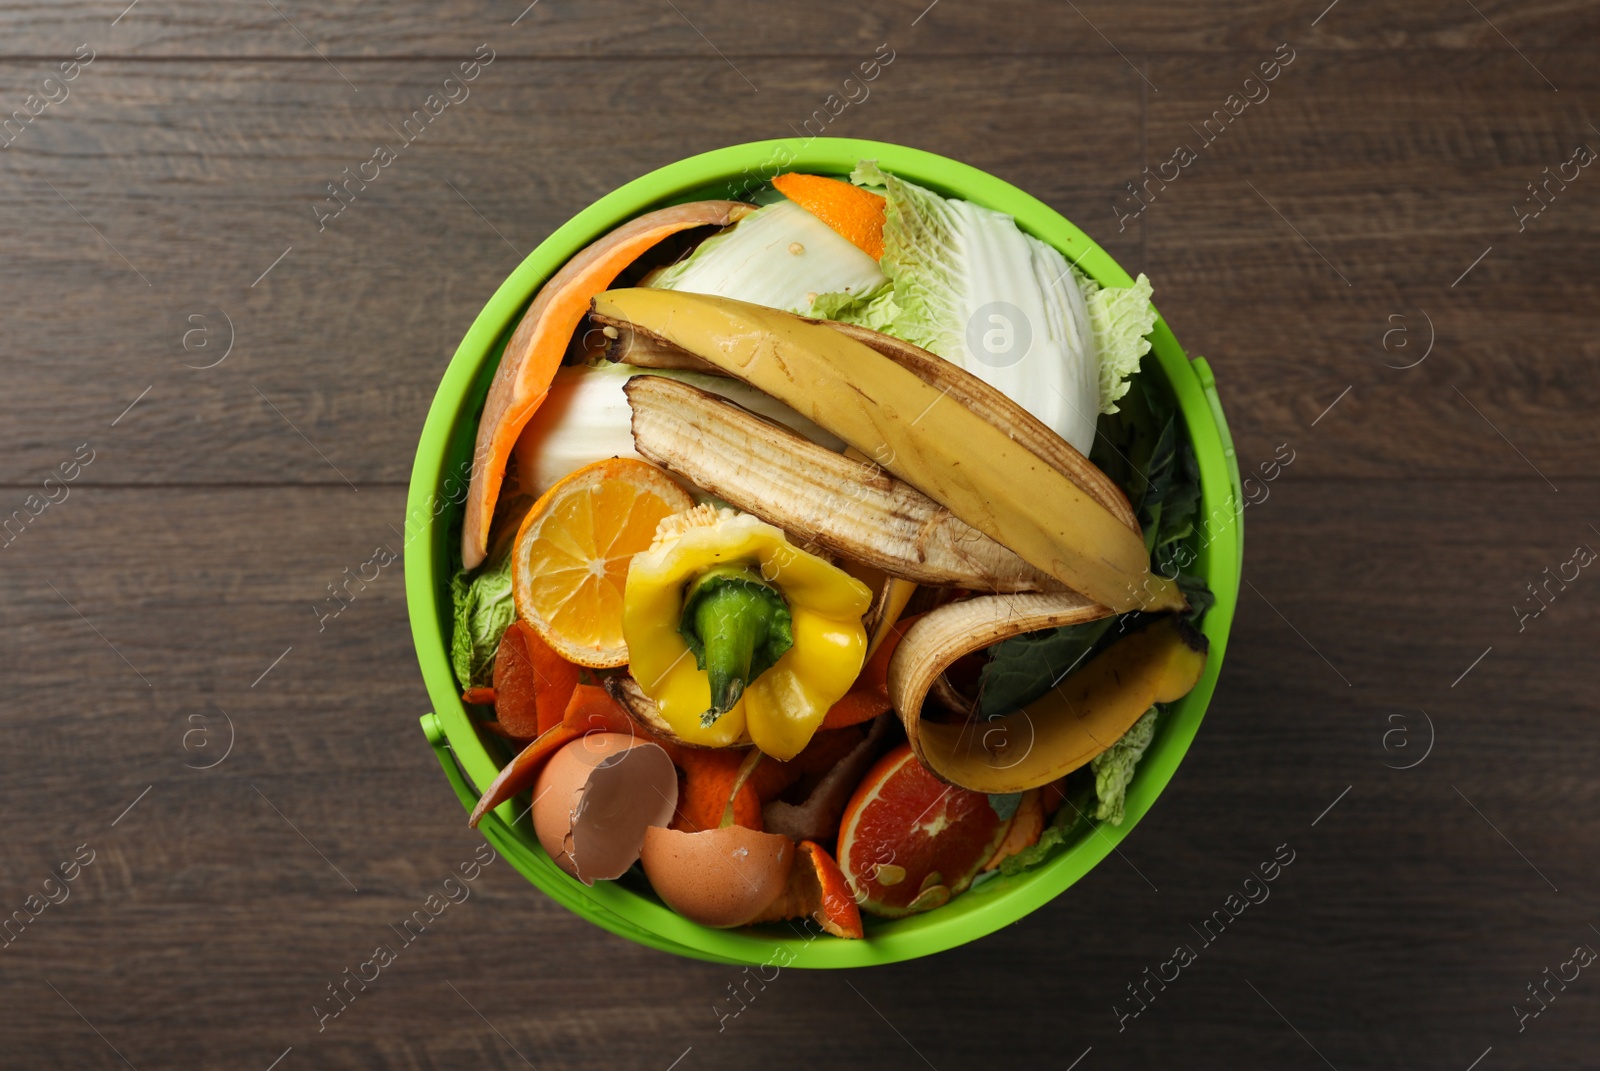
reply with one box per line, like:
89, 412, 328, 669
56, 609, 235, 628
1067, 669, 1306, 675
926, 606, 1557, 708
405, 138, 1243, 967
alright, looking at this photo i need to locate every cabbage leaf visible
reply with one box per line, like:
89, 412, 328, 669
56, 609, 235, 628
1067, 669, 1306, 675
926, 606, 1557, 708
450, 555, 514, 691
648, 199, 885, 316
846, 161, 1161, 456
1090, 706, 1159, 826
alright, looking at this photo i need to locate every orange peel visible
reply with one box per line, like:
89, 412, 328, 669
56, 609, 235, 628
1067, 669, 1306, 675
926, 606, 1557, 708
773, 173, 886, 260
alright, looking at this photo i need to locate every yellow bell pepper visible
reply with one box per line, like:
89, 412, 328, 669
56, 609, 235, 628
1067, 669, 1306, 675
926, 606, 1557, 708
623, 505, 871, 759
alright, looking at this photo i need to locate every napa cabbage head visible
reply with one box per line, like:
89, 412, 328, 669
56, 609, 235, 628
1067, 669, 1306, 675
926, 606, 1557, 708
819, 162, 1156, 455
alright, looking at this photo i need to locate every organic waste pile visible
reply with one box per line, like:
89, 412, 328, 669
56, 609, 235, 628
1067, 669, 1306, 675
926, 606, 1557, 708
448, 163, 1212, 938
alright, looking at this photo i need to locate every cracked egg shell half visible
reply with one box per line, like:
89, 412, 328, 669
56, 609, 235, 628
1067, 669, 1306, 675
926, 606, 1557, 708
532, 732, 678, 885
640, 824, 794, 928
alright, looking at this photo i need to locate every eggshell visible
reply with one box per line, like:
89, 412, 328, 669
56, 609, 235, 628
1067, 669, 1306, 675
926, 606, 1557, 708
640, 824, 794, 928
532, 732, 677, 884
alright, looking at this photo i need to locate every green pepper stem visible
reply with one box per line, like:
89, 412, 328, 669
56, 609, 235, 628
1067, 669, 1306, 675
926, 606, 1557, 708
678, 564, 794, 726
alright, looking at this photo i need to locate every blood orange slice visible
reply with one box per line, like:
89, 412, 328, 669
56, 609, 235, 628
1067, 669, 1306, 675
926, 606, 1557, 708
837, 744, 1012, 918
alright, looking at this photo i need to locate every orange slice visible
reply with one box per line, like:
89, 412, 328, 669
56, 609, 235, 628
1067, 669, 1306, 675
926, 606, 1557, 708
772, 173, 886, 260
511, 458, 694, 668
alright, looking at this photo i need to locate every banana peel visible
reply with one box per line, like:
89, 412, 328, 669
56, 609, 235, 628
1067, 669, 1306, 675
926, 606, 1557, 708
593, 287, 1200, 795
590, 288, 1180, 614
821, 320, 1139, 532
864, 576, 917, 661
893, 614, 1208, 793
624, 375, 1062, 593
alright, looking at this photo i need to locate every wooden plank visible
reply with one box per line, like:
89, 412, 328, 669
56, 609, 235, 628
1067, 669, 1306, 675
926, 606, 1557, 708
0, 1, 1593, 57
1144, 49, 1599, 482
2, 478, 1596, 1064
0, 55, 1142, 485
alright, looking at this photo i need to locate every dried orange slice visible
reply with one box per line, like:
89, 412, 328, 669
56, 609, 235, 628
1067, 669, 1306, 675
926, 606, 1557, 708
511, 458, 694, 668
772, 173, 886, 260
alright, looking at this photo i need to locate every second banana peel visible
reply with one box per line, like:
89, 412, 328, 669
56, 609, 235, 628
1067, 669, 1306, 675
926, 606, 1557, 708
625, 375, 1062, 593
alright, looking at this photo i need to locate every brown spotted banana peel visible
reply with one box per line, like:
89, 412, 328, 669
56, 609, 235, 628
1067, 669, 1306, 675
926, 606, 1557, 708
624, 374, 1064, 593
596, 290, 1189, 791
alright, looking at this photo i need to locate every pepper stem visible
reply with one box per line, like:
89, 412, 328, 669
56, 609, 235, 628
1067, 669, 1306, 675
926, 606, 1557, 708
678, 564, 794, 727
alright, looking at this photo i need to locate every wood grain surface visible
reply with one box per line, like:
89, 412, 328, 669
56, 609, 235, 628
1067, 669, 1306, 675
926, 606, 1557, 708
2, 3, 1596, 1070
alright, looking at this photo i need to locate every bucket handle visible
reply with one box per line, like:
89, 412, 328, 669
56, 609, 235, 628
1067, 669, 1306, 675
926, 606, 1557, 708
419, 712, 484, 816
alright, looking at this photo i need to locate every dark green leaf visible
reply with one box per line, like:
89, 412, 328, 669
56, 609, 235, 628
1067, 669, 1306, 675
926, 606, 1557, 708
977, 616, 1116, 717
1177, 573, 1215, 625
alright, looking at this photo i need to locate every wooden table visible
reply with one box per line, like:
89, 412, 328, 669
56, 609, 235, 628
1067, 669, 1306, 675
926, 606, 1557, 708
3, 2, 1595, 1067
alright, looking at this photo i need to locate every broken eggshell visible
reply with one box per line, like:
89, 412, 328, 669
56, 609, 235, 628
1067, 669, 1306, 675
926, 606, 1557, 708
640, 824, 793, 928
531, 732, 678, 885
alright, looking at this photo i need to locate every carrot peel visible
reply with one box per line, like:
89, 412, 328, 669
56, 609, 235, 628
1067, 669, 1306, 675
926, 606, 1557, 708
491, 621, 580, 738
561, 683, 635, 736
